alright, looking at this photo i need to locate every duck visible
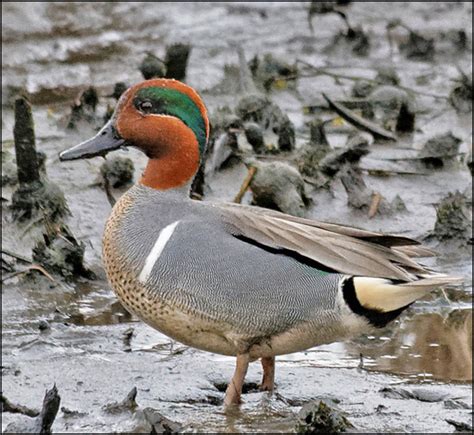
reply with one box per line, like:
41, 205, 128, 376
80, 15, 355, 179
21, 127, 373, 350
59, 78, 459, 406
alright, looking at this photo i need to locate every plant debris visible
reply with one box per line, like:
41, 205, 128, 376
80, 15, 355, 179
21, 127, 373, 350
367, 85, 412, 129
139, 52, 166, 80
296, 399, 354, 433
248, 159, 309, 217
1, 394, 40, 418
329, 25, 371, 57
418, 132, 462, 168
103, 387, 138, 414
3, 385, 60, 435
375, 67, 401, 86
443, 399, 472, 410
11, 180, 70, 223
445, 419, 473, 433
399, 29, 435, 60
67, 86, 100, 130
432, 191, 472, 241
379, 386, 450, 402
206, 113, 243, 173
236, 94, 295, 152
340, 167, 403, 216
249, 53, 298, 92
319, 134, 370, 177
12, 96, 41, 186
297, 118, 331, 178
32, 224, 94, 280
100, 156, 135, 189
234, 165, 257, 203
243, 122, 265, 154
129, 407, 182, 434
449, 71, 472, 114
323, 93, 397, 141
308, 1, 352, 35
165, 43, 191, 81
109, 82, 129, 101
395, 102, 416, 133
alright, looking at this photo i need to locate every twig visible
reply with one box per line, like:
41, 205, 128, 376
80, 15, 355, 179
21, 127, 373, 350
2, 257, 15, 273
358, 353, 365, 370
2, 264, 57, 283
368, 192, 382, 218
292, 59, 449, 100
102, 173, 116, 207
234, 166, 257, 203
1, 249, 32, 264
322, 93, 397, 141
2, 270, 28, 282
297, 59, 378, 83
28, 264, 57, 283
1, 393, 40, 417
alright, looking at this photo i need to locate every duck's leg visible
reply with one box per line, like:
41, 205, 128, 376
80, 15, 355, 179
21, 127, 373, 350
260, 356, 275, 392
224, 353, 250, 406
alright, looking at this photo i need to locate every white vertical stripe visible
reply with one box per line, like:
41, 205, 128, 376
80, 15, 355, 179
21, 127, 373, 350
138, 220, 180, 283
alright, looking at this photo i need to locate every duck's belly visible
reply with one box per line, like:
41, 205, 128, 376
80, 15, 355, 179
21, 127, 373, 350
111, 275, 368, 359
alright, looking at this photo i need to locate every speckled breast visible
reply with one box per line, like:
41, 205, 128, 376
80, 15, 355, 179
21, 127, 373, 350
101, 190, 239, 356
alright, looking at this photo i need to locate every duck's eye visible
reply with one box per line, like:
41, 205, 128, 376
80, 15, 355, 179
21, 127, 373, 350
138, 100, 153, 112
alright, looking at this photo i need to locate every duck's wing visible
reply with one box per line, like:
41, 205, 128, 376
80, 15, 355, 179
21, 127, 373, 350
211, 202, 434, 281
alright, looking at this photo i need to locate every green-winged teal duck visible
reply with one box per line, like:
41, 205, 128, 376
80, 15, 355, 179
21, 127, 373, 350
60, 78, 459, 406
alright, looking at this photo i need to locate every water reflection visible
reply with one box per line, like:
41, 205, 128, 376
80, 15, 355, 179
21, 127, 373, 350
347, 309, 473, 382
6, 277, 472, 383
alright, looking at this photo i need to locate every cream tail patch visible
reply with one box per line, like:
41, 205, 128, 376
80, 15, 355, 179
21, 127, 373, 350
138, 220, 180, 283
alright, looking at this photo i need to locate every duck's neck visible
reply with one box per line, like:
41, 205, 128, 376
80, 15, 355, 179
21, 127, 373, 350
139, 143, 200, 192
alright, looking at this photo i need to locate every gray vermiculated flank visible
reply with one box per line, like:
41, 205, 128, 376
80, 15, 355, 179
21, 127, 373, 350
115, 185, 345, 337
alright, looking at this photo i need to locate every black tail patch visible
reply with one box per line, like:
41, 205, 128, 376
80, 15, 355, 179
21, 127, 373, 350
342, 276, 412, 328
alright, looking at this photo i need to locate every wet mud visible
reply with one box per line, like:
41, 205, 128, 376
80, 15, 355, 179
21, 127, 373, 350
2, 2, 472, 433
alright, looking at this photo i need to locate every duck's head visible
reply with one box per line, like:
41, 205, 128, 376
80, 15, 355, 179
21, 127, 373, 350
60, 79, 209, 190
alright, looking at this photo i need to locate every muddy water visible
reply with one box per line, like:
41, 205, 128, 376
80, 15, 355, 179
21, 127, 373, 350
2, 2, 472, 433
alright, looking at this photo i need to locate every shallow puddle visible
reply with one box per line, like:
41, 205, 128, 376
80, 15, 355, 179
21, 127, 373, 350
286, 307, 473, 383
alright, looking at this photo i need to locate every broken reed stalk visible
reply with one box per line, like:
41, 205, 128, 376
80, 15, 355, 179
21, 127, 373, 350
2, 264, 58, 283
13, 97, 41, 186
368, 192, 383, 218
9, 97, 90, 280
165, 43, 191, 81
38, 384, 61, 435
1, 248, 33, 264
234, 166, 257, 203
322, 93, 397, 141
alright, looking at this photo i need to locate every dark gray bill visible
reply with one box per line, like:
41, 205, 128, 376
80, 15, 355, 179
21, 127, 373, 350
59, 120, 126, 161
